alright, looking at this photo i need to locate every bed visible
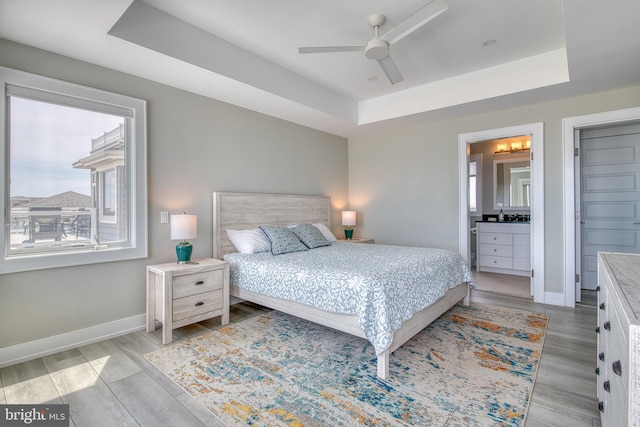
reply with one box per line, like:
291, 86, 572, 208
212, 192, 472, 379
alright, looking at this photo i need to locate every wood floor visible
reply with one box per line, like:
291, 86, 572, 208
0, 289, 601, 427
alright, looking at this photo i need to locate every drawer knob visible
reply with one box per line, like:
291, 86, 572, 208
595, 367, 600, 375
599, 302, 605, 310
603, 380, 610, 393
603, 321, 610, 331
195, 301, 204, 307
599, 352, 605, 361
598, 401, 604, 412
595, 326, 600, 333
612, 360, 622, 376
195, 280, 205, 285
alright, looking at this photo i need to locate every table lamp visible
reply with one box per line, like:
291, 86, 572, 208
171, 213, 197, 264
342, 210, 356, 240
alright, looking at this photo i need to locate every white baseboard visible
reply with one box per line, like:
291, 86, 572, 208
544, 291, 565, 306
0, 314, 146, 368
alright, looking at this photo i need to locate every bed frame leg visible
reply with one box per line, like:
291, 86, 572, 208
377, 350, 389, 380
463, 283, 471, 305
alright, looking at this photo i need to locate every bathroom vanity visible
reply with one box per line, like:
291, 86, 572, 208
476, 221, 531, 277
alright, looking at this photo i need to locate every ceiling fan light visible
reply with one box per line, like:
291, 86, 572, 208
365, 39, 389, 60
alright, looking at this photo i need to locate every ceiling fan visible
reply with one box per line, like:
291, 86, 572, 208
298, 0, 448, 85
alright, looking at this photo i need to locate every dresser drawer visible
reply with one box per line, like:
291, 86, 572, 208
478, 233, 512, 245
173, 270, 223, 299
479, 255, 513, 269
173, 290, 223, 322
479, 243, 513, 257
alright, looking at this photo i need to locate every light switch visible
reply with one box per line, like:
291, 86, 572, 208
160, 211, 169, 224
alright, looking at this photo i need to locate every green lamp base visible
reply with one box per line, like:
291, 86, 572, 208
176, 241, 193, 264
344, 228, 354, 240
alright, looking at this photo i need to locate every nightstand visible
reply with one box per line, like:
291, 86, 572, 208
146, 258, 229, 344
338, 237, 374, 244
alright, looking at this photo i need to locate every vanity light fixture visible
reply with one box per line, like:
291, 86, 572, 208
494, 139, 531, 154
495, 142, 509, 153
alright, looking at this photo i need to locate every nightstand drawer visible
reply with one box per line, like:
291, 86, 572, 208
173, 270, 223, 299
173, 290, 223, 322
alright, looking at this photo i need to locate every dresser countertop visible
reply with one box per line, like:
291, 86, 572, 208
601, 252, 640, 320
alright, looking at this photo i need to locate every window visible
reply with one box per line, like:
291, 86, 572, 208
1, 67, 147, 273
469, 154, 482, 214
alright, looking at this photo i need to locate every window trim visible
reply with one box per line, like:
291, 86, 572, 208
1, 66, 147, 274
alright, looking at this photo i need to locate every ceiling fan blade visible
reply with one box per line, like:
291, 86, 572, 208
380, 0, 448, 45
377, 55, 404, 84
298, 46, 365, 54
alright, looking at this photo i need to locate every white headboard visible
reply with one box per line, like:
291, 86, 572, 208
212, 192, 331, 259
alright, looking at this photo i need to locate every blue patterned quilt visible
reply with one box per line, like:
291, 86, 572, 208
224, 242, 473, 355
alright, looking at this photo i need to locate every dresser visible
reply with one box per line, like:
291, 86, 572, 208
596, 252, 640, 427
476, 222, 530, 277
146, 258, 230, 344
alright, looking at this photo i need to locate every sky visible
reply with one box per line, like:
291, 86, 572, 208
9, 97, 123, 198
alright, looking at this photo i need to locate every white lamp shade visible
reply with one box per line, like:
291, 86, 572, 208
342, 210, 356, 226
171, 214, 197, 240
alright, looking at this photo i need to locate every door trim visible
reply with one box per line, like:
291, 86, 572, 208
458, 122, 545, 303
563, 107, 640, 307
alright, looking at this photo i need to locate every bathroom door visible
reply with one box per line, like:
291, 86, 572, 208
577, 122, 640, 291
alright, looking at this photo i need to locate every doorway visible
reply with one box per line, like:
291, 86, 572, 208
458, 123, 545, 303
563, 107, 640, 307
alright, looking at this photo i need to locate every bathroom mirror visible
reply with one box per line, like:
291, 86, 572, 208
493, 157, 530, 210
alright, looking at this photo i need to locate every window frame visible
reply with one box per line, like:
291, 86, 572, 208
0, 66, 147, 274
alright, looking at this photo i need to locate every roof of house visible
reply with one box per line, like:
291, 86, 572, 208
12, 191, 91, 210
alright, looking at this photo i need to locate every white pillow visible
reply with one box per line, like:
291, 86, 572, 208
226, 228, 271, 254
312, 223, 337, 242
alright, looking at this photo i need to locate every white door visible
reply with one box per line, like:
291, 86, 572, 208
578, 122, 640, 291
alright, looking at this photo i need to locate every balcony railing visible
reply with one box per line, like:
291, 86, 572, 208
9, 209, 93, 249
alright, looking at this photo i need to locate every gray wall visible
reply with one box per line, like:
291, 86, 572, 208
0, 39, 348, 348
349, 86, 640, 295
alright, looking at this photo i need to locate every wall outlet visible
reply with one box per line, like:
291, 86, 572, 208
160, 211, 169, 224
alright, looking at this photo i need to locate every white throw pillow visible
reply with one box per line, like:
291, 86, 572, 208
226, 228, 271, 254
312, 223, 338, 242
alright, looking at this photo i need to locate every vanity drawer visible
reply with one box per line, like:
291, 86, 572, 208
173, 269, 224, 299
479, 244, 513, 257
479, 255, 513, 269
478, 233, 512, 246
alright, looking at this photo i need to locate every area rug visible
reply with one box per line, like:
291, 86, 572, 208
144, 303, 548, 426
